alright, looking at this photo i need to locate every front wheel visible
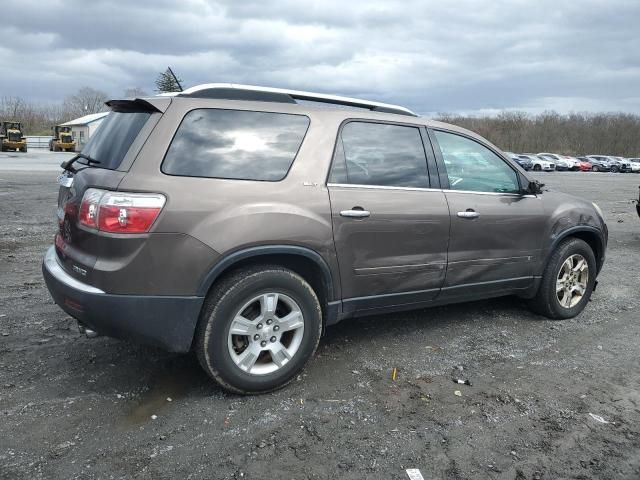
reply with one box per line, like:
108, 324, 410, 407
533, 164, 542, 171
611, 165, 619, 173
528, 238, 596, 319
195, 266, 322, 394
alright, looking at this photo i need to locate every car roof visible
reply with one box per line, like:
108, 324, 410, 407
159, 83, 419, 116
132, 93, 493, 147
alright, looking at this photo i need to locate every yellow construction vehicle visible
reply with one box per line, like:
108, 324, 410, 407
49, 125, 76, 152
0, 121, 27, 152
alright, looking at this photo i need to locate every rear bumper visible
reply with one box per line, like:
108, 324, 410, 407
42, 246, 203, 352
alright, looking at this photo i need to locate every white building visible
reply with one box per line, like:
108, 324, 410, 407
61, 112, 109, 149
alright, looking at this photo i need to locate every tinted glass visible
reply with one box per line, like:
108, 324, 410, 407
332, 122, 429, 188
328, 137, 348, 183
434, 130, 520, 193
162, 109, 309, 181
80, 112, 151, 170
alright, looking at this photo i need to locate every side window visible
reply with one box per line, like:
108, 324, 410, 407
162, 109, 309, 181
330, 122, 429, 188
328, 137, 348, 183
434, 130, 520, 194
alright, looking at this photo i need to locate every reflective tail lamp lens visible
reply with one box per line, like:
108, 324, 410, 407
78, 189, 166, 233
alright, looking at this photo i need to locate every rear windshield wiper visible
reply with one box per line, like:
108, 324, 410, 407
60, 153, 101, 173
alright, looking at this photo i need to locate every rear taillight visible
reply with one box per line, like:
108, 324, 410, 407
78, 189, 103, 229
78, 188, 166, 234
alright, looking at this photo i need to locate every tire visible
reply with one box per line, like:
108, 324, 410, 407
195, 265, 323, 394
611, 165, 619, 173
528, 238, 596, 320
592, 165, 599, 172
533, 164, 541, 171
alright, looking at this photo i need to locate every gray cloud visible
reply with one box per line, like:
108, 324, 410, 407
1, 0, 639, 114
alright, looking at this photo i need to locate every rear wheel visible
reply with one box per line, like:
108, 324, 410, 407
528, 238, 596, 319
196, 266, 322, 394
592, 165, 599, 172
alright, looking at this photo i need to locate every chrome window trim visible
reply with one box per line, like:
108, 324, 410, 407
327, 182, 538, 198
444, 189, 538, 198
327, 183, 442, 193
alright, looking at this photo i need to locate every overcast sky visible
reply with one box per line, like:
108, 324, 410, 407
2, 0, 639, 115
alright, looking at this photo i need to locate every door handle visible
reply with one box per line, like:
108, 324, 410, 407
340, 208, 370, 218
457, 210, 479, 219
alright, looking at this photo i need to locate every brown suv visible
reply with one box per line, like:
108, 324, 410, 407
43, 84, 608, 393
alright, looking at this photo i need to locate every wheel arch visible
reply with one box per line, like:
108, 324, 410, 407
197, 245, 339, 325
546, 226, 606, 274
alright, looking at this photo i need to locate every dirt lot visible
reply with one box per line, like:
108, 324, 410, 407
1, 161, 639, 479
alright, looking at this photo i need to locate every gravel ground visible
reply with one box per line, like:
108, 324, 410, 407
1, 159, 639, 479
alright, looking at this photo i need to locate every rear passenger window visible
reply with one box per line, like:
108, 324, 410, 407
330, 122, 429, 188
162, 109, 309, 181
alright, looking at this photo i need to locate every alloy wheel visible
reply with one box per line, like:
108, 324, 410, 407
556, 254, 589, 308
227, 292, 305, 375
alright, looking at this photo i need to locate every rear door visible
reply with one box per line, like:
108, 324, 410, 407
429, 129, 546, 300
327, 121, 450, 314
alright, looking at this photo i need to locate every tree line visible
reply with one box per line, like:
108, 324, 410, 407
435, 111, 640, 157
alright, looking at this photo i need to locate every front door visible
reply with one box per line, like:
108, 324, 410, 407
327, 121, 450, 314
429, 129, 546, 300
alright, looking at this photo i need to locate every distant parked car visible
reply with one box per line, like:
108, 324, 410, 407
586, 155, 632, 173
577, 156, 611, 172
525, 154, 555, 171
563, 156, 583, 171
538, 153, 580, 171
504, 152, 533, 171
626, 158, 640, 173
576, 158, 594, 172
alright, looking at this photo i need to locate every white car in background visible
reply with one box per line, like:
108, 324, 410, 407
538, 153, 580, 171
627, 158, 640, 172
562, 155, 583, 170
525, 154, 556, 171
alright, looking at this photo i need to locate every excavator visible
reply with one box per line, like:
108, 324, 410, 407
49, 125, 76, 152
0, 121, 27, 152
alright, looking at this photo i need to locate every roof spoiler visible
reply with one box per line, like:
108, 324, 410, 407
105, 97, 171, 113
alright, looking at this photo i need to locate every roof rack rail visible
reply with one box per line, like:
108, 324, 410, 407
160, 83, 418, 117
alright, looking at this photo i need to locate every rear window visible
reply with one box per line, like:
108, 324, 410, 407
161, 109, 309, 181
79, 111, 151, 170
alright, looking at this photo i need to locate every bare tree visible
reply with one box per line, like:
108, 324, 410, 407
63, 87, 109, 117
124, 87, 149, 98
